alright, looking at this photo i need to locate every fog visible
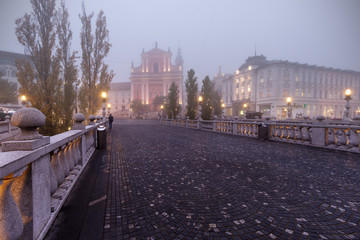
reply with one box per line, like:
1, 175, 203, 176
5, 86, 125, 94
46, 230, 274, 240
1, 0, 360, 82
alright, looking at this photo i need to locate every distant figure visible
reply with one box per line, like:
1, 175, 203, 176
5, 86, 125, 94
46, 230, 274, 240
109, 114, 114, 129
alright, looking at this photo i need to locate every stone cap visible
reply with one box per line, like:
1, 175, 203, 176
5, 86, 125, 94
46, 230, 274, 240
11, 107, 45, 129
11, 107, 45, 140
72, 113, 85, 130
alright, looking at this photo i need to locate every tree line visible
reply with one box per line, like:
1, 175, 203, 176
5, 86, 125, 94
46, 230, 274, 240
14, 0, 113, 135
131, 69, 222, 120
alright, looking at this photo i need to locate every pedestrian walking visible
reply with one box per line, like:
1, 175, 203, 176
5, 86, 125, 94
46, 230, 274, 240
109, 114, 114, 129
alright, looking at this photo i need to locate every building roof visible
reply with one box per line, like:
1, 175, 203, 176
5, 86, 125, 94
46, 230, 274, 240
238, 55, 360, 75
109, 82, 131, 91
0, 50, 30, 66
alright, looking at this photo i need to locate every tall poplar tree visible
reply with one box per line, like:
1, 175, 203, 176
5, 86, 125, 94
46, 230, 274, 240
15, 0, 63, 135
200, 76, 213, 120
167, 82, 180, 119
79, 3, 114, 117
57, 0, 78, 131
185, 69, 198, 119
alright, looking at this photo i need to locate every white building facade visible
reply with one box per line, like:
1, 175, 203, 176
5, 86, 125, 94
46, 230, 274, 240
231, 55, 360, 119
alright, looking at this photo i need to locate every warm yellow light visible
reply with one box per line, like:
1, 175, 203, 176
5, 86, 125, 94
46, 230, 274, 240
160, 105, 164, 109
107, 103, 111, 108
21, 95, 26, 101
198, 96, 203, 102
248, 65, 252, 70
101, 92, 107, 98
221, 103, 225, 108
236, 70, 239, 74
286, 97, 292, 103
345, 89, 351, 96
243, 103, 247, 108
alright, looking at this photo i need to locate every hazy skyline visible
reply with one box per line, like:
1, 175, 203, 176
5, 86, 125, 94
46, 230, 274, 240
1, 0, 360, 82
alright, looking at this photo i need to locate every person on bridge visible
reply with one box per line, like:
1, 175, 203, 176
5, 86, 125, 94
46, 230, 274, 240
109, 114, 114, 129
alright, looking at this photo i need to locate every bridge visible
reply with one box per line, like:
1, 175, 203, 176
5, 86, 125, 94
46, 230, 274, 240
1, 113, 360, 239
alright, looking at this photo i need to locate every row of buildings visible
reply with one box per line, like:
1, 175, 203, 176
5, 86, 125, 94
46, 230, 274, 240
1, 45, 360, 119
109, 44, 360, 119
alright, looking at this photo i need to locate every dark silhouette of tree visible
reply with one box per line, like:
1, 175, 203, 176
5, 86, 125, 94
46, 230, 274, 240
79, 3, 114, 118
57, 0, 78, 131
15, 0, 63, 135
185, 69, 198, 119
200, 76, 213, 120
167, 82, 180, 119
152, 95, 167, 112
130, 99, 148, 118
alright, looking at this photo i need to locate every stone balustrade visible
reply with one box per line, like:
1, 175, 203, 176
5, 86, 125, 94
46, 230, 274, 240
0, 109, 100, 240
161, 116, 360, 153
0, 116, 20, 142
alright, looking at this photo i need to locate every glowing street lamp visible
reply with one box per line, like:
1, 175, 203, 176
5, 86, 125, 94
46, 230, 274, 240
343, 89, 352, 120
198, 96, 203, 120
107, 103, 111, 115
160, 105, 164, 119
243, 103, 247, 118
221, 103, 226, 118
21, 95, 26, 107
101, 91, 107, 120
286, 97, 292, 119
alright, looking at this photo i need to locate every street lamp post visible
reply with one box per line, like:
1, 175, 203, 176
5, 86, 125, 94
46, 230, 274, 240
21, 95, 26, 107
243, 103, 247, 118
107, 103, 111, 116
287, 97, 292, 119
101, 91, 107, 121
160, 105, 164, 119
221, 103, 225, 118
198, 96, 203, 120
343, 89, 352, 120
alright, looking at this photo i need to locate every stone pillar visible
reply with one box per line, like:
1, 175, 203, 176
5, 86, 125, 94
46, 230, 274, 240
2, 107, 49, 151
72, 113, 85, 130
311, 115, 326, 147
5, 115, 10, 133
88, 115, 96, 125
1, 107, 51, 239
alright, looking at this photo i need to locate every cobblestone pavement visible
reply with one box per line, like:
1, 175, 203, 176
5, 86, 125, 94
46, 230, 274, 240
104, 120, 360, 240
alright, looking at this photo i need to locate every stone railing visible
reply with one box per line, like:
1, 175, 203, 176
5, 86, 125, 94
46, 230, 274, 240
0, 108, 103, 240
161, 116, 360, 153
0, 116, 20, 142
267, 116, 360, 152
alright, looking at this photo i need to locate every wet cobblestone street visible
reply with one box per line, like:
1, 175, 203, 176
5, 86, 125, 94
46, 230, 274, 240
103, 120, 360, 240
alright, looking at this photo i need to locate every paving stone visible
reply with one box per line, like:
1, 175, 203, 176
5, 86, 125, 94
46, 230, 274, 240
102, 120, 360, 239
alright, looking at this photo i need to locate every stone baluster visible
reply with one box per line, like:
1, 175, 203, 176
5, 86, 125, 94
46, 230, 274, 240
59, 146, 70, 176
70, 141, 78, 167
282, 126, 288, 139
336, 129, 348, 147
253, 124, 258, 136
65, 144, 75, 171
328, 128, 336, 145
51, 149, 65, 187
288, 126, 295, 139
0, 179, 24, 240
275, 125, 281, 138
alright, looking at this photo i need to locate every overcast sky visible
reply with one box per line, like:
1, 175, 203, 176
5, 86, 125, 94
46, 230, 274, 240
1, 0, 360, 82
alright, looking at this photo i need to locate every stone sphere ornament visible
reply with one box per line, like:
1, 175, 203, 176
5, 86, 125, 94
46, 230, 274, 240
11, 107, 45, 140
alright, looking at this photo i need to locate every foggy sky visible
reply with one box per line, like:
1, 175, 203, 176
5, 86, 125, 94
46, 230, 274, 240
1, 0, 360, 82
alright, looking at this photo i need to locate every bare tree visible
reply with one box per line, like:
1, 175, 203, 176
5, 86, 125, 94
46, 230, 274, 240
57, 0, 78, 130
15, 0, 63, 135
79, 3, 114, 117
